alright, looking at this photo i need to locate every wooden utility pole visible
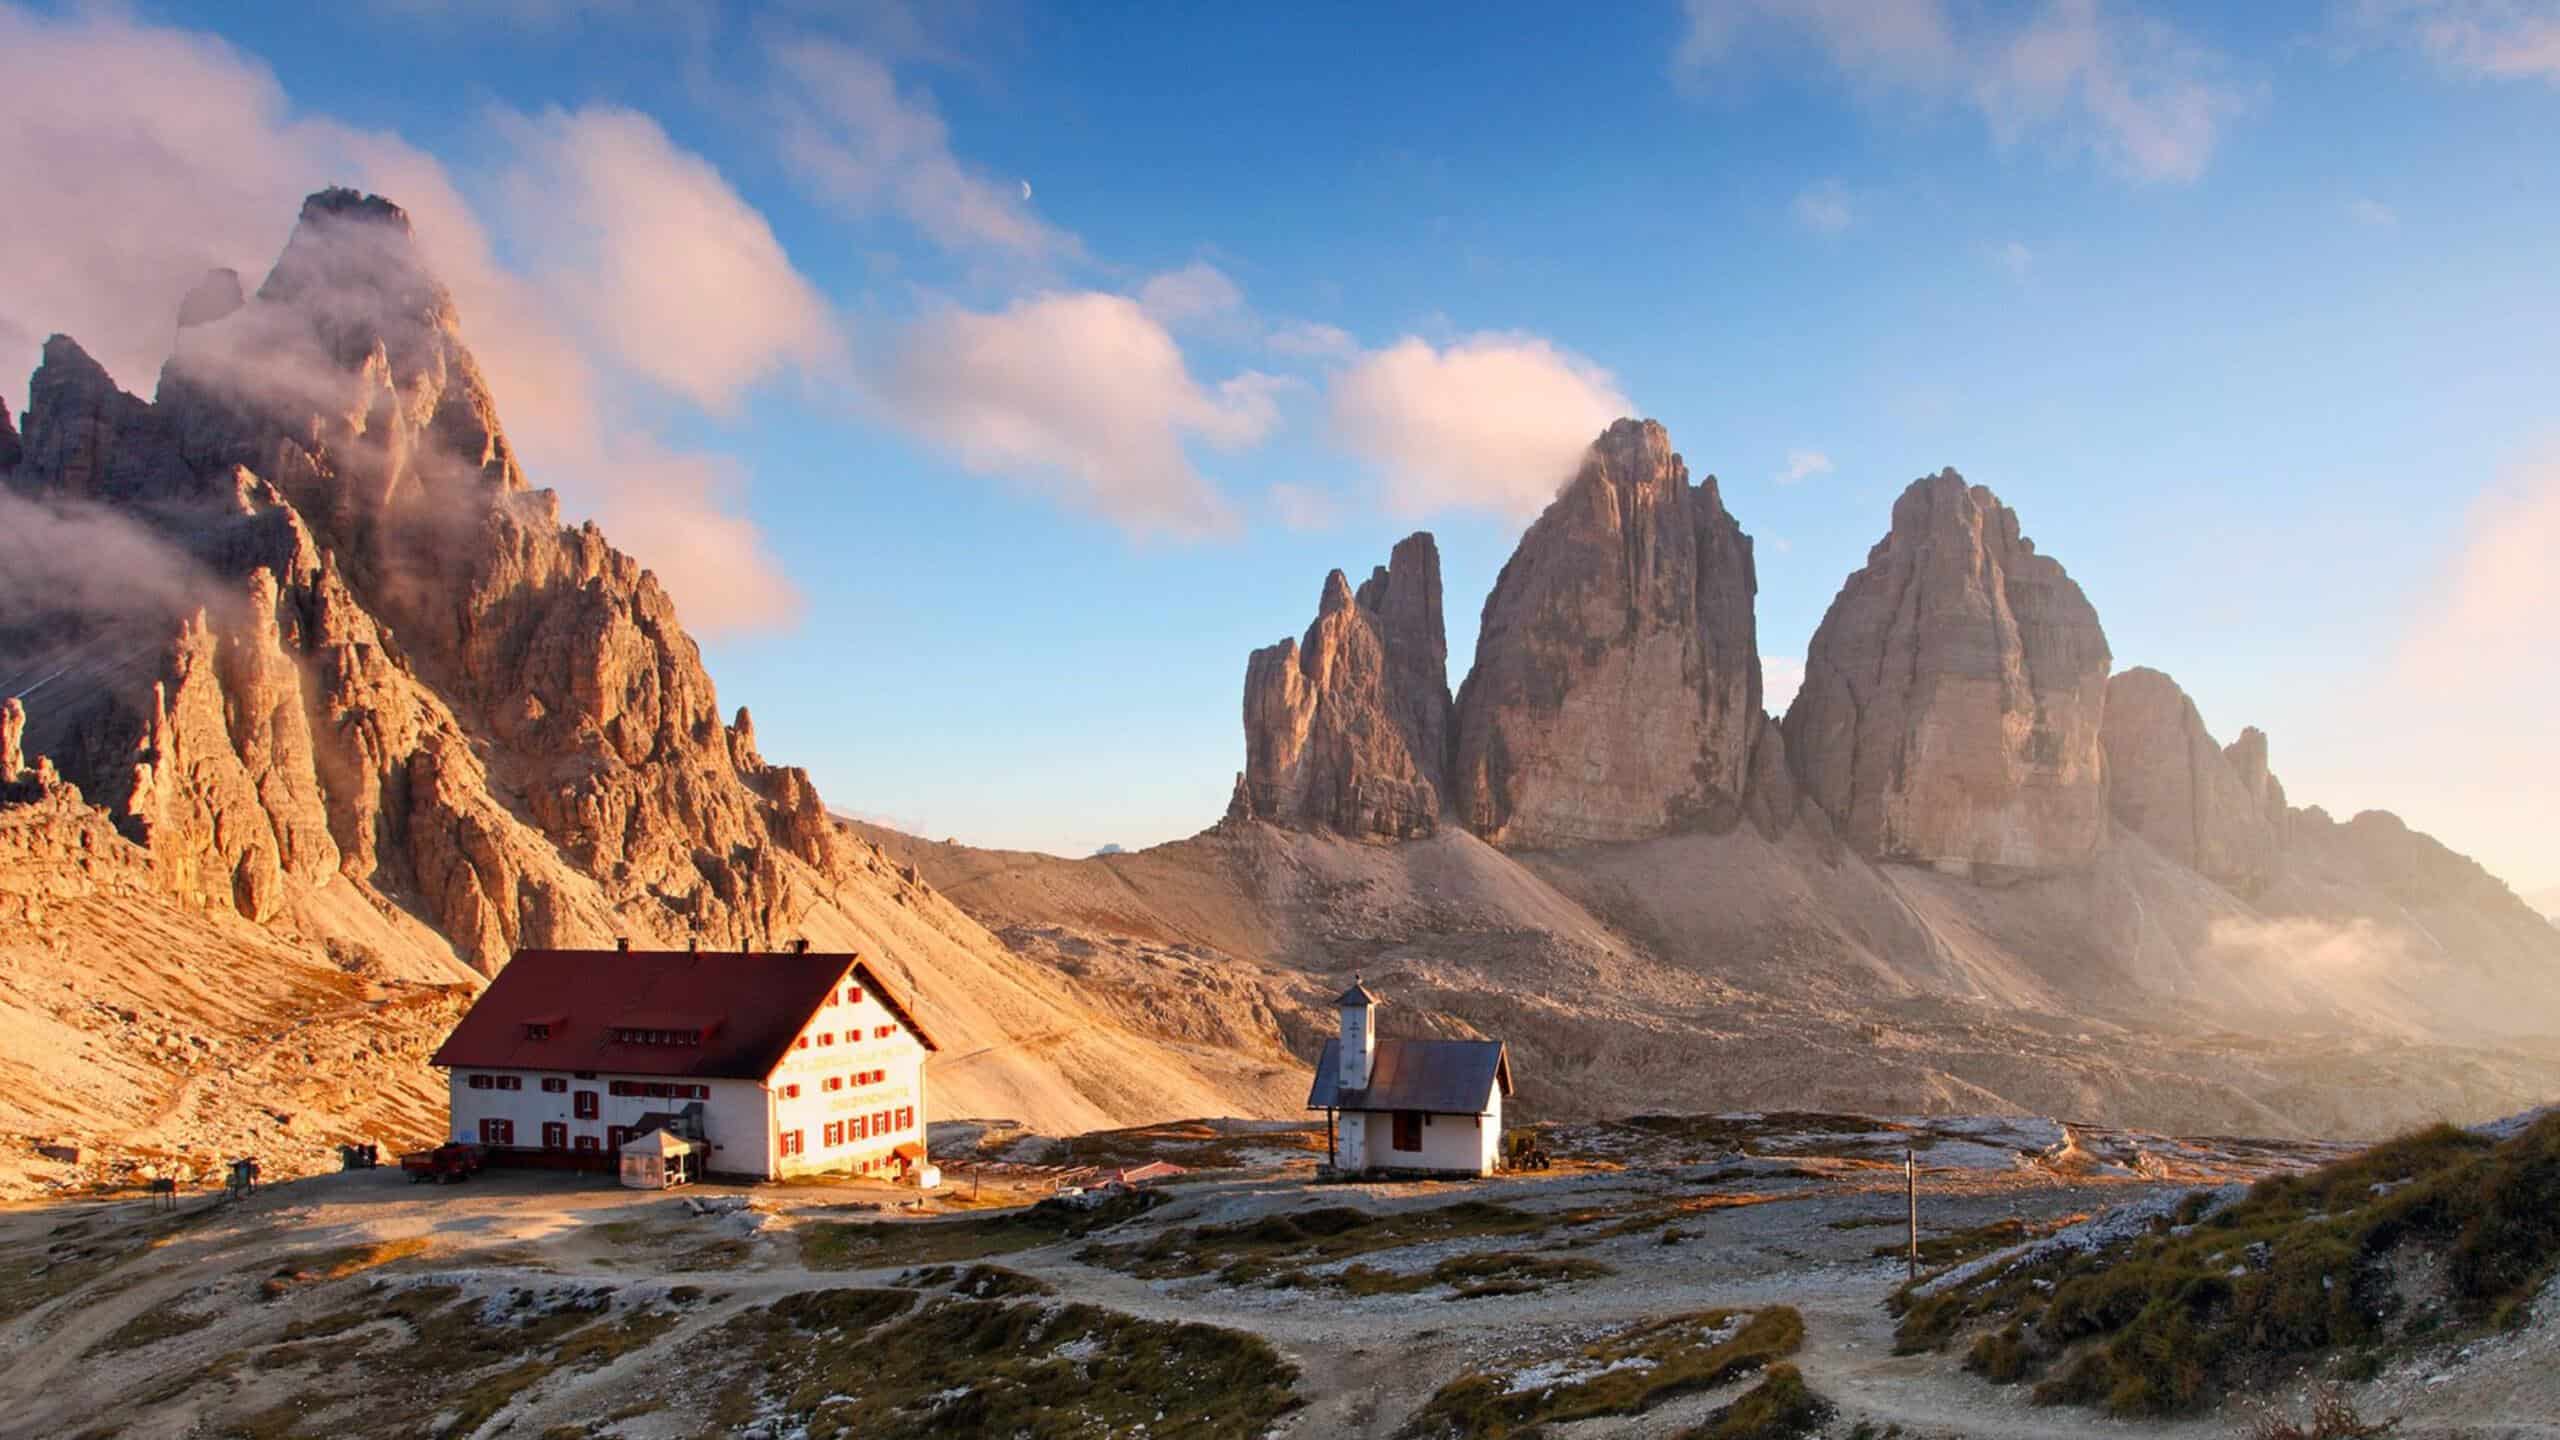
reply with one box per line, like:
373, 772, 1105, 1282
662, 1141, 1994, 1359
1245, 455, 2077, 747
1906, 1144, 1920, 1282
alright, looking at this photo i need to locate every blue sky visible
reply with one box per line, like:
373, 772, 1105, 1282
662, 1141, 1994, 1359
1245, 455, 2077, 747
3, 1, 2555, 893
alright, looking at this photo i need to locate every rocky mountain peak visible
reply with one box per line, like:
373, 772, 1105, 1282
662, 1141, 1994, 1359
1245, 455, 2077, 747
1450, 417, 1763, 847
0, 189, 867, 968
1784, 470, 2111, 876
0, 391, 19, 473
1231, 532, 1451, 839
2100, 666, 2282, 894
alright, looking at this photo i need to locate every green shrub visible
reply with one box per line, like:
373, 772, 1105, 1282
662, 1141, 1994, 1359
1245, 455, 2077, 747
1908, 1113, 2560, 1418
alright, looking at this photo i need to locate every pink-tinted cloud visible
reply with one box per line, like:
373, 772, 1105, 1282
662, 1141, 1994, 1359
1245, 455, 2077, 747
768, 36, 1074, 260
1327, 333, 1632, 519
2350, 0, 2560, 80
497, 105, 846, 413
1677, 0, 2250, 183
0, 5, 808, 637
872, 291, 1284, 537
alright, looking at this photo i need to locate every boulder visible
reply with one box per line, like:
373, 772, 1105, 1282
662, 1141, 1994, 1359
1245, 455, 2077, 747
1231, 534, 1452, 838
1783, 470, 2111, 876
1451, 419, 1763, 848
2100, 667, 2282, 894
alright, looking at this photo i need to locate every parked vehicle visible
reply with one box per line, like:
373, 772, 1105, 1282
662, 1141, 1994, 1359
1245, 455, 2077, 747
1500, 1131, 1551, 1172
400, 1142, 486, 1183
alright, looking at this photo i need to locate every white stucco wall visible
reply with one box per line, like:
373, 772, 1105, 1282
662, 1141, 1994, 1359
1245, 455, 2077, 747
1340, 1099, 1497, 1176
444, 1071, 769, 1172
766, 978, 930, 1179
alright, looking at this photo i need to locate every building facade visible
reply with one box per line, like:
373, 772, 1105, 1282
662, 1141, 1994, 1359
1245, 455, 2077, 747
431, 945, 938, 1182
1306, 981, 1512, 1177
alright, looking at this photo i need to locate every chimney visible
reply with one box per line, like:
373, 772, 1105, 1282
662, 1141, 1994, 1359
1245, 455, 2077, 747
792, 938, 810, 954
615, 937, 630, 953
687, 936, 700, 955
1337, 977, 1378, 1094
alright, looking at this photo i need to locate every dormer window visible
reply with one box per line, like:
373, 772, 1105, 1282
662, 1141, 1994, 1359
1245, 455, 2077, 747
608, 1026, 703, 1046
523, 1023, 551, 1041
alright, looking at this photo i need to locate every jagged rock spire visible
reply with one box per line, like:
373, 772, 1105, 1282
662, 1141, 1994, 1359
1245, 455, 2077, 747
1783, 470, 2111, 876
1232, 532, 1453, 839
1451, 418, 1764, 847
2101, 667, 2284, 895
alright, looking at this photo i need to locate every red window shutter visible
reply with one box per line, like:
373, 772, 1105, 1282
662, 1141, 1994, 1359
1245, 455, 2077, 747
847, 986, 863, 1004
575, 1135, 599, 1152
575, 1091, 599, 1119
542, 1122, 567, 1149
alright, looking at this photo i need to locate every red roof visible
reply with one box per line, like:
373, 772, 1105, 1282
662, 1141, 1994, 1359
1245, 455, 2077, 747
430, 949, 939, 1079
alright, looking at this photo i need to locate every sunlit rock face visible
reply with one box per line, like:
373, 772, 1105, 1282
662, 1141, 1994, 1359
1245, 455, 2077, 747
0, 189, 859, 967
2102, 666, 2284, 896
1231, 533, 1453, 840
1451, 419, 1765, 849
1783, 470, 2112, 877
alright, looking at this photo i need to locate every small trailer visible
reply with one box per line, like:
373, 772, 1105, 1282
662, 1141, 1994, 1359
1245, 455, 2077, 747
400, 1142, 487, 1184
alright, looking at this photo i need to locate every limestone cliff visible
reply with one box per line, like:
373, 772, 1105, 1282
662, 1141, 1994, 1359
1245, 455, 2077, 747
2101, 667, 2282, 894
1782, 470, 2111, 876
1230, 534, 1451, 838
1450, 419, 1765, 848
2, 190, 1318, 1176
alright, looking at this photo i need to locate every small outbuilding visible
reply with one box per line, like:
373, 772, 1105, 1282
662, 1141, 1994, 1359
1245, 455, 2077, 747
1307, 980, 1513, 1177
619, 1127, 698, 1190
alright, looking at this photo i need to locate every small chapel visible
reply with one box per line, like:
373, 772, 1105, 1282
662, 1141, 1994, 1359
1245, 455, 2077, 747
1304, 980, 1513, 1177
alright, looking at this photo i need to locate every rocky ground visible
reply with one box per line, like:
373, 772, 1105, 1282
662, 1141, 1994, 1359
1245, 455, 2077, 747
4, 1111, 2551, 1439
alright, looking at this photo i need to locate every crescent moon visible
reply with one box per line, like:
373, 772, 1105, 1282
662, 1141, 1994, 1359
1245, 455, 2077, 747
1020, 180, 1033, 201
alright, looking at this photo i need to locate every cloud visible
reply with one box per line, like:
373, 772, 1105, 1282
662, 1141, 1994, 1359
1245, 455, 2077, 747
1268, 321, 1360, 361
871, 291, 1284, 537
1792, 179, 1855, 232
1996, 239, 2036, 277
2367, 450, 2560, 892
0, 6, 317, 393
1677, 0, 2250, 183
495, 105, 845, 413
1326, 333, 1633, 519
768, 35, 1075, 259
2348, 0, 2560, 80
2400, 453, 2560, 689
1779, 448, 1834, 483
0, 6, 805, 637
2348, 195, 2400, 226
1265, 482, 1343, 532
1678, 0, 1961, 95
1762, 655, 1808, 713
1138, 262, 1246, 331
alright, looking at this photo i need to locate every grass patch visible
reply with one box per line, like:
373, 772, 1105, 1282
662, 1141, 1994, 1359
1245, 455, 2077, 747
1082, 1199, 1553, 1282
260, 1237, 434, 1299
800, 1189, 1160, 1269
1400, 1305, 1804, 1438
1676, 1363, 1831, 1440
1589, 1190, 1812, 1239
88, 1303, 215, 1356
1311, 1252, 1612, 1300
593, 1218, 753, 1273
713, 1292, 1298, 1439
1897, 1113, 2560, 1417
1873, 1213, 2088, 1270
1055, 1119, 1326, 1172
218, 1283, 663, 1437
